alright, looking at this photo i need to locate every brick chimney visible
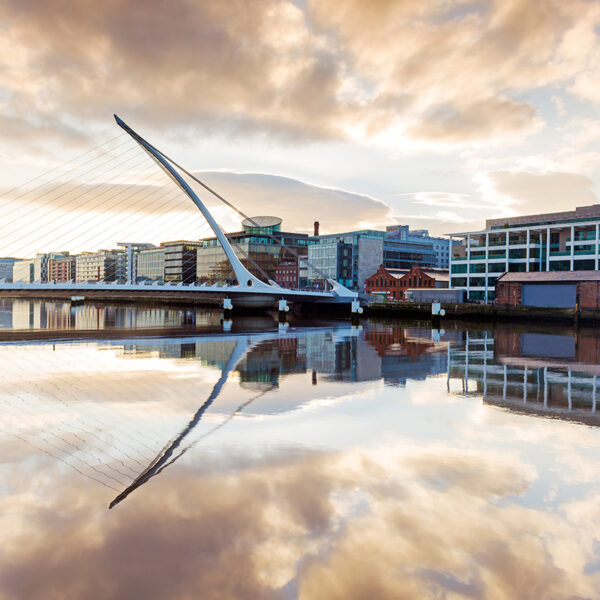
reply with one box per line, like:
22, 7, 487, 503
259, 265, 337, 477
314, 221, 320, 236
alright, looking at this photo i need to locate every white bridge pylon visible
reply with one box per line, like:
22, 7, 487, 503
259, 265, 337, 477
114, 115, 268, 292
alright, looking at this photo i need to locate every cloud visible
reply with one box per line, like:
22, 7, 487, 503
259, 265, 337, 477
0, 167, 396, 255
196, 171, 395, 233
407, 97, 540, 144
0, 0, 598, 152
479, 170, 599, 215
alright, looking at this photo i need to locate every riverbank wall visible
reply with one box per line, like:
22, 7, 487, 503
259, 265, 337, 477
365, 301, 600, 326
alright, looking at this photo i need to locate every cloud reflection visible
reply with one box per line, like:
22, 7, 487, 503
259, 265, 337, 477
0, 440, 598, 599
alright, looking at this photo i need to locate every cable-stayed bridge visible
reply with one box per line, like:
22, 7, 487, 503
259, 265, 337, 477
0, 116, 358, 311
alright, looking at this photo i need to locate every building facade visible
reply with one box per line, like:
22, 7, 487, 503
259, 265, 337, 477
164, 241, 203, 283
13, 259, 34, 283
449, 204, 600, 302
311, 230, 384, 290
137, 247, 165, 282
197, 217, 312, 285
34, 252, 70, 282
495, 271, 600, 309
365, 264, 449, 300
48, 256, 76, 283
307, 239, 353, 288
76, 250, 126, 282
118, 243, 155, 283
274, 260, 298, 289
0, 258, 17, 282
309, 226, 455, 291
384, 226, 455, 269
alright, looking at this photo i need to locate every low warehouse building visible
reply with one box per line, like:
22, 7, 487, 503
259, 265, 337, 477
496, 271, 600, 309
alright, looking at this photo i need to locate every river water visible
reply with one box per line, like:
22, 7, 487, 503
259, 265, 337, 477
1, 299, 600, 599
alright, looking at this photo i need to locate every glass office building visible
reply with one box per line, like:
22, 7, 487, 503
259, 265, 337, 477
196, 217, 313, 285
449, 204, 600, 302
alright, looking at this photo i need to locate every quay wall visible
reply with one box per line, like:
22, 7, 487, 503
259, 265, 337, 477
365, 301, 600, 325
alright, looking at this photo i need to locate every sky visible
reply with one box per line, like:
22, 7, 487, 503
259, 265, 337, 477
1, 0, 600, 249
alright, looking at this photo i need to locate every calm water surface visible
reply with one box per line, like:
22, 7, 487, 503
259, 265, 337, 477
1, 300, 600, 599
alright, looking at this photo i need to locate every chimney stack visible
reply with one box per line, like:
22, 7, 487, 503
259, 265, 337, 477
314, 221, 320, 236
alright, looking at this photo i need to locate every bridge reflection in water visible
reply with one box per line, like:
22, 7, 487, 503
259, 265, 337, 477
3, 315, 600, 510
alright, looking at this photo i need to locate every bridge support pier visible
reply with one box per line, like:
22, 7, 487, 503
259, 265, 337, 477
351, 299, 363, 325
223, 297, 233, 319
278, 298, 290, 322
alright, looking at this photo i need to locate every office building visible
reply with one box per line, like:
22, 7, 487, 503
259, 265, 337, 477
449, 204, 600, 302
137, 247, 165, 282
307, 238, 353, 288
310, 230, 383, 290
196, 217, 312, 285
118, 243, 155, 283
384, 226, 456, 269
76, 250, 126, 282
164, 241, 203, 283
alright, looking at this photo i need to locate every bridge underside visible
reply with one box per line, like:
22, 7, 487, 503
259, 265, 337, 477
0, 283, 355, 309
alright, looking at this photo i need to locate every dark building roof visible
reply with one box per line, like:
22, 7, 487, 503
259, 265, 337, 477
497, 271, 600, 283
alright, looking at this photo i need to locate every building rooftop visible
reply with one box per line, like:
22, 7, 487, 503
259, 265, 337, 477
497, 271, 600, 283
449, 204, 600, 237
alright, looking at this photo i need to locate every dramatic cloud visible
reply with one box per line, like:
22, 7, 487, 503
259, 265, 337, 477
0, 0, 598, 152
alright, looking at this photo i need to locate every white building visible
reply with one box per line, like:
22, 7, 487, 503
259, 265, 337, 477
449, 204, 600, 302
13, 259, 34, 283
76, 250, 126, 282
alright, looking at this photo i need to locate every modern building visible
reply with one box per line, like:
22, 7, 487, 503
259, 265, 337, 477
34, 252, 70, 283
196, 217, 313, 285
309, 226, 456, 291
307, 238, 353, 288
76, 250, 126, 282
310, 230, 383, 291
137, 247, 165, 282
365, 264, 449, 300
118, 243, 155, 284
48, 255, 76, 283
384, 226, 456, 269
274, 260, 298, 289
496, 271, 600, 309
0, 258, 18, 282
164, 241, 203, 283
13, 259, 34, 283
449, 204, 600, 302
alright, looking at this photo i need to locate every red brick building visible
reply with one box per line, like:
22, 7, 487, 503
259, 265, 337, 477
48, 256, 76, 283
496, 271, 600, 309
274, 260, 298, 289
365, 264, 449, 301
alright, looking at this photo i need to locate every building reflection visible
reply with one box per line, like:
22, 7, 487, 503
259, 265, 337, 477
1, 299, 224, 331
120, 324, 451, 394
448, 329, 600, 424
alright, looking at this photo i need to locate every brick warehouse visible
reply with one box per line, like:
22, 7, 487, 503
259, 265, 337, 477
496, 271, 600, 309
365, 264, 449, 300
